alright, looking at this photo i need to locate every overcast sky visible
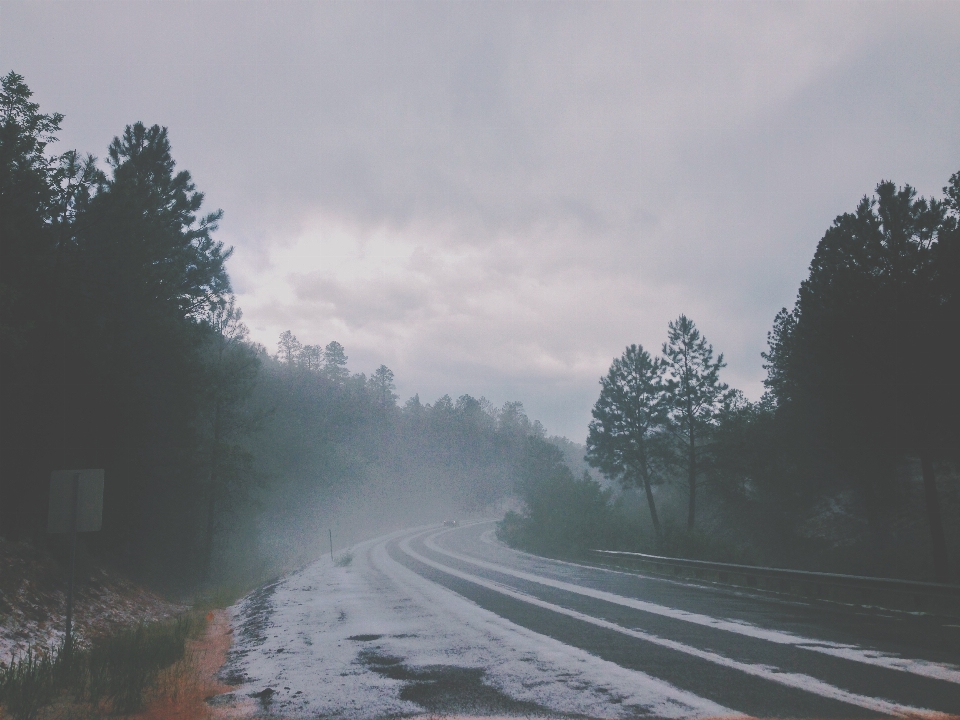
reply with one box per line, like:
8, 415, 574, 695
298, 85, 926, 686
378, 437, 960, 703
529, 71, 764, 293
3, 1, 959, 440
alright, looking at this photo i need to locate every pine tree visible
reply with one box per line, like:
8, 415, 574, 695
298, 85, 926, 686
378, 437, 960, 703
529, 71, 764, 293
762, 176, 959, 581
661, 316, 730, 530
323, 341, 349, 385
586, 344, 665, 545
371, 364, 397, 407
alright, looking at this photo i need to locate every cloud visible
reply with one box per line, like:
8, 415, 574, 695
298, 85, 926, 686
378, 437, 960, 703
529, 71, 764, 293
3, 0, 959, 438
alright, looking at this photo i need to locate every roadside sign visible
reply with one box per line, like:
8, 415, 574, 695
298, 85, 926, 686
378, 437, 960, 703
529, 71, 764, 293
48, 469, 104, 533
47, 468, 104, 652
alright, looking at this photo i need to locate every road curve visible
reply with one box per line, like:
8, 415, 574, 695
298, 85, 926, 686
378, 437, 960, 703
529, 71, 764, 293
221, 521, 959, 719
387, 521, 960, 719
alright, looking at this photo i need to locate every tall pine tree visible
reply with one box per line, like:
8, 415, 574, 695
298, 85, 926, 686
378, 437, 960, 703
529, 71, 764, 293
661, 316, 731, 530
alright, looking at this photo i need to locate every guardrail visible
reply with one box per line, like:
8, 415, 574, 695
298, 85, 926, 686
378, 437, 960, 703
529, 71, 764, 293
589, 549, 960, 617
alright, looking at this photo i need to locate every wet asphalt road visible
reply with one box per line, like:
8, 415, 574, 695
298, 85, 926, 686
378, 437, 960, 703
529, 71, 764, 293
387, 521, 960, 719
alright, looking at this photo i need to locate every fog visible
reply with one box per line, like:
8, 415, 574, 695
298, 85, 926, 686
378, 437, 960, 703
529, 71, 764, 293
195, 343, 553, 586
3, 6, 960, 715
1, 0, 957, 607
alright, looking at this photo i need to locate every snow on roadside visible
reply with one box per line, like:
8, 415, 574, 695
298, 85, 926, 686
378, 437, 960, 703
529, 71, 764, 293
0, 538, 184, 663
220, 527, 735, 719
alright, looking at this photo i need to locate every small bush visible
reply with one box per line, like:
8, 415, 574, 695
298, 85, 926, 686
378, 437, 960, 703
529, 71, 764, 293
335, 551, 354, 567
499, 467, 624, 557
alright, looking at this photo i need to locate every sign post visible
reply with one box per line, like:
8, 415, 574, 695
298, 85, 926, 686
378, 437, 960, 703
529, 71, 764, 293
48, 469, 103, 653
65, 472, 79, 652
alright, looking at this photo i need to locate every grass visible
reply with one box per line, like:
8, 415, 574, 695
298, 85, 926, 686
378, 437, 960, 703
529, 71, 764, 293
0, 614, 202, 720
0, 649, 62, 720
335, 551, 354, 567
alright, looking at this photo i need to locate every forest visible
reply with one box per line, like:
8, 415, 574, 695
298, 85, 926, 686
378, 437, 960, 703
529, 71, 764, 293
3, 69, 958, 596
503, 168, 960, 585
0, 72, 562, 594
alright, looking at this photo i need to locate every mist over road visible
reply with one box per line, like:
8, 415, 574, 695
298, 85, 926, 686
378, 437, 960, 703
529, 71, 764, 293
224, 522, 960, 718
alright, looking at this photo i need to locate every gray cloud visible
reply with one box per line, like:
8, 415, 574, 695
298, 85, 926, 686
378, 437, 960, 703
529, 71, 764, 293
3, 0, 959, 438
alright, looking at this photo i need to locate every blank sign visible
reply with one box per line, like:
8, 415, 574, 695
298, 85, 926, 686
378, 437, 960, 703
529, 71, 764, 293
48, 470, 104, 533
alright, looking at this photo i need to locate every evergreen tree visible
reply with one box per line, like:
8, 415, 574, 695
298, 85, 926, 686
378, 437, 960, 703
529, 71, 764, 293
586, 344, 665, 545
323, 340, 349, 385
763, 175, 959, 581
0, 71, 63, 538
198, 297, 261, 583
300, 344, 323, 371
278, 330, 302, 365
661, 315, 730, 530
371, 364, 397, 407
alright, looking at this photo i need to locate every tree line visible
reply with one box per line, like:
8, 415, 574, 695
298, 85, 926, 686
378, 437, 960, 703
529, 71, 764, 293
504, 171, 960, 583
4, 70, 957, 587
0, 72, 558, 593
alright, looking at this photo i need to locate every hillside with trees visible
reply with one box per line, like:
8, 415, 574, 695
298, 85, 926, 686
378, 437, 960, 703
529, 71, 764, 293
0, 72, 560, 595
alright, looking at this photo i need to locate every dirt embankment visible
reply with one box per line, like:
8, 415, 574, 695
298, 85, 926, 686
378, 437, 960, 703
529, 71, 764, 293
129, 609, 242, 720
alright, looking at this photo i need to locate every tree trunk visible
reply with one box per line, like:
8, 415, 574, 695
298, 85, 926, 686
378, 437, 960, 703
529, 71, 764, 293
201, 489, 216, 583
920, 453, 950, 583
640, 459, 662, 549
201, 401, 222, 584
687, 418, 696, 531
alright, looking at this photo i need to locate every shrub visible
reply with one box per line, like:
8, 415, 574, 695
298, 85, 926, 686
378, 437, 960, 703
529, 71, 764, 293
498, 437, 625, 557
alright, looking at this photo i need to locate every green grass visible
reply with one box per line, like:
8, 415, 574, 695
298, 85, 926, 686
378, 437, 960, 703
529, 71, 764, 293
0, 614, 201, 719
0, 649, 61, 720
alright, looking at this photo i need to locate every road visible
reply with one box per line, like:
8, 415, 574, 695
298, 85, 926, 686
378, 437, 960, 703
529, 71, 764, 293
221, 521, 960, 718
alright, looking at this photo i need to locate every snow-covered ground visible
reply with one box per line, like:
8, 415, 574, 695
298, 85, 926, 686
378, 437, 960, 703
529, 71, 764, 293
217, 526, 737, 719
0, 539, 182, 663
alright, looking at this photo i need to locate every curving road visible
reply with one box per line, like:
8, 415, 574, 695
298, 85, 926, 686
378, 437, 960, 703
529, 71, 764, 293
223, 521, 960, 718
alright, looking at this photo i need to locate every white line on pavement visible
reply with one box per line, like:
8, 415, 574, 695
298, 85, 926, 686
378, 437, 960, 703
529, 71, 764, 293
398, 532, 943, 719
424, 528, 960, 685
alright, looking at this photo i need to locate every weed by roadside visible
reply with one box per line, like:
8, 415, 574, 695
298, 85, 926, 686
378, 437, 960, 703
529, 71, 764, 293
0, 649, 61, 720
0, 614, 203, 720
334, 552, 354, 567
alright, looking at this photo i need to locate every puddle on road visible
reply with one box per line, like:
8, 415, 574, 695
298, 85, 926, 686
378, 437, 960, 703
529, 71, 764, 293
358, 648, 583, 718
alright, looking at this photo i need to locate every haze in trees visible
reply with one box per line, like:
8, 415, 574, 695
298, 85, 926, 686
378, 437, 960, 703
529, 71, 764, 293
3, 70, 957, 590
0, 74, 560, 592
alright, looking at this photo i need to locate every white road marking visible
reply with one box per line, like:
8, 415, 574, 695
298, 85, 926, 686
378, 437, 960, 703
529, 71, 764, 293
426, 528, 960, 685
399, 532, 945, 719
224, 525, 738, 719
372, 534, 738, 718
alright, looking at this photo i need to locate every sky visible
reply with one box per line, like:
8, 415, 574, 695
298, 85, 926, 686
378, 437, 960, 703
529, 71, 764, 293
2, 1, 959, 441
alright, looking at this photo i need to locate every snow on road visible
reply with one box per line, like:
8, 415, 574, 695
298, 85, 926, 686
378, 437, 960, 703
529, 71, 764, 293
427, 530, 960, 686
218, 526, 735, 719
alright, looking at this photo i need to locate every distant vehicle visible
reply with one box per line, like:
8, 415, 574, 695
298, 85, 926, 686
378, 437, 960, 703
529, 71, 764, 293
442, 519, 459, 527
